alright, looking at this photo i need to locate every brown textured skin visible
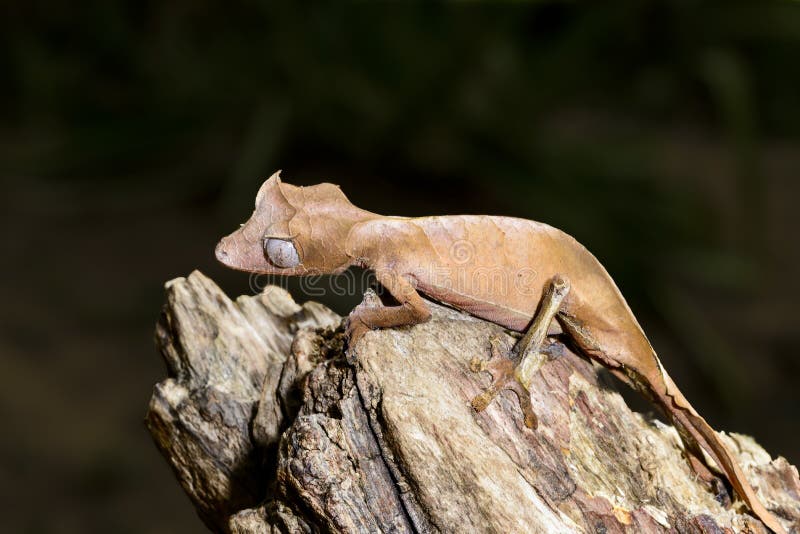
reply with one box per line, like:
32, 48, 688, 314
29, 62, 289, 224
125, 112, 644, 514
216, 172, 784, 534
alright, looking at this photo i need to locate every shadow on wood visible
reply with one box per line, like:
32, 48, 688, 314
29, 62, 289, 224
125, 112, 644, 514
146, 271, 800, 533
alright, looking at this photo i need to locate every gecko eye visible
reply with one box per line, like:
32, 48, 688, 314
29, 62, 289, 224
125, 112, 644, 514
264, 238, 300, 268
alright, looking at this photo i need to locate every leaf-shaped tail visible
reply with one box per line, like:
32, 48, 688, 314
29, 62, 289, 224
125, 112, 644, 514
557, 311, 785, 532
654, 371, 785, 534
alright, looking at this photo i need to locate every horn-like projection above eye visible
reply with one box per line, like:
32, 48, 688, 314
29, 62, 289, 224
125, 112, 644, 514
264, 238, 300, 268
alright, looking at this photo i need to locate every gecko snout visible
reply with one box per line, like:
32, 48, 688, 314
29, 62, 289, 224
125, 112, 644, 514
215, 240, 231, 264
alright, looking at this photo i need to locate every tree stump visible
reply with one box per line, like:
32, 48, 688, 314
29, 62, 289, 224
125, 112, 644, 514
146, 271, 800, 533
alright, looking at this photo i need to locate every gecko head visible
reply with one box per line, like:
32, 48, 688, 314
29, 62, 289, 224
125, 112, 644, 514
215, 171, 373, 276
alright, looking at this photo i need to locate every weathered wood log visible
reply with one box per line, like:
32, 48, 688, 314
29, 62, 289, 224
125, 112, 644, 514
146, 271, 800, 533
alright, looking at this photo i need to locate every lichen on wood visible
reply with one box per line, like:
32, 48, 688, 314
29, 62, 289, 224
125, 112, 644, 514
146, 271, 800, 533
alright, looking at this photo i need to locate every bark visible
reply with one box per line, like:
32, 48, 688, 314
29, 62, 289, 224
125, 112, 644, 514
146, 271, 800, 533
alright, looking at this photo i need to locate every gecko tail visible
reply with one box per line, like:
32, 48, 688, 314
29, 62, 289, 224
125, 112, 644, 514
656, 372, 786, 534
557, 312, 784, 532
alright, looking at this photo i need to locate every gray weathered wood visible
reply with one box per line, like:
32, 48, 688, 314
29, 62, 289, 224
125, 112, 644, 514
146, 271, 800, 533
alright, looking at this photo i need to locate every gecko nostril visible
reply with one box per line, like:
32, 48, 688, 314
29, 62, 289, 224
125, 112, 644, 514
215, 243, 229, 261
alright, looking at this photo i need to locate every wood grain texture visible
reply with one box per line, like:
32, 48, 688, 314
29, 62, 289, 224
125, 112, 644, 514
146, 272, 800, 533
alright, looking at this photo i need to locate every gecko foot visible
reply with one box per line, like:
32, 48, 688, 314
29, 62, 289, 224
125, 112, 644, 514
470, 336, 538, 429
469, 275, 571, 430
344, 313, 370, 347
685, 448, 732, 508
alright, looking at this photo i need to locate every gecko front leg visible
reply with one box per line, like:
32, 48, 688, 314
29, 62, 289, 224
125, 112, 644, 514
471, 275, 570, 428
346, 269, 432, 344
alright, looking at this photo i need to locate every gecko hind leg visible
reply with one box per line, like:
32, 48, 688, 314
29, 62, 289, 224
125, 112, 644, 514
470, 275, 571, 429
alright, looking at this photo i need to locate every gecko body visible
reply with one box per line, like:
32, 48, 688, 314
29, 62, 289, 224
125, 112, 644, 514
216, 172, 784, 533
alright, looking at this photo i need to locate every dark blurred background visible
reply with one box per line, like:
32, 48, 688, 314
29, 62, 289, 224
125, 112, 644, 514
2, 2, 799, 532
